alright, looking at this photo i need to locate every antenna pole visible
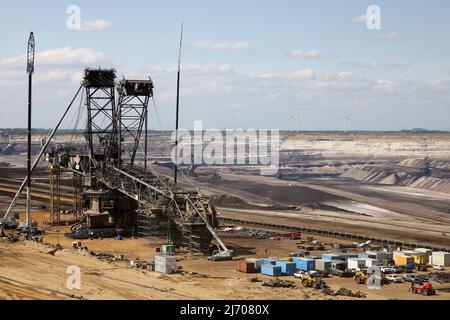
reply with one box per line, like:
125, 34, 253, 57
174, 22, 183, 186
26, 32, 35, 226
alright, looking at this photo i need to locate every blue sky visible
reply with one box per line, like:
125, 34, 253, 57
1, 0, 450, 130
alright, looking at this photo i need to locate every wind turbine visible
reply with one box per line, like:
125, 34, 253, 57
247, 114, 252, 129
340, 112, 351, 133
228, 112, 236, 130
376, 115, 384, 135
402, 116, 412, 132
289, 114, 295, 133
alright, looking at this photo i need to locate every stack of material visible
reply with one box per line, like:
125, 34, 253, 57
236, 260, 258, 273
155, 253, 177, 274
261, 265, 282, 277
275, 260, 297, 275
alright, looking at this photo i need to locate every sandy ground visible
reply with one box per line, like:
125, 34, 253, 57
1, 226, 450, 301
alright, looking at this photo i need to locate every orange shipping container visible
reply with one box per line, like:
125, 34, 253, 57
236, 261, 257, 273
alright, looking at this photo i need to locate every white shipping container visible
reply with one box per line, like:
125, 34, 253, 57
155, 254, 177, 274
348, 258, 366, 270
432, 252, 450, 267
364, 258, 382, 267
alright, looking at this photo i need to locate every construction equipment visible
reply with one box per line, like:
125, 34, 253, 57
301, 275, 326, 289
354, 271, 369, 284
410, 281, 436, 296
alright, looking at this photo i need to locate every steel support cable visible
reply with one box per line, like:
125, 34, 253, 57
65, 89, 85, 144
2, 85, 83, 220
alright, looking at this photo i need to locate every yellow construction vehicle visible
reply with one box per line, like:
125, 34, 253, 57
301, 276, 326, 289
354, 272, 369, 284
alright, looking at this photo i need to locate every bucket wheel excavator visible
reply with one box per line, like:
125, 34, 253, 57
3, 68, 232, 260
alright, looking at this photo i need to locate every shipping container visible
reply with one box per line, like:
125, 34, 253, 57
236, 260, 258, 273
364, 258, 383, 267
347, 258, 366, 270
245, 258, 263, 271
293, 258, 316, 271
315, 259, 332, 271
411, 254, 429, 265
261, 259, 277, 266
432, 252, 450, 267
393, 255, 414, 266
275, 261, 297, 275
261, 265, 282, 277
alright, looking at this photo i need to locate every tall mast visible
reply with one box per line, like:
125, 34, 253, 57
174, 23, 183, 186
26, 32, 35, 226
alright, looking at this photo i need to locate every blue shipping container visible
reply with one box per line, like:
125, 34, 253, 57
293, 258, 316, 271
322, 254, 342, 261
261, 265, 282, 277
261, 259, 277, 266
275, 261, 297, 275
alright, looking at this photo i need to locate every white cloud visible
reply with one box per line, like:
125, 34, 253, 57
289, 68, 315, 80
430, 79, 450, 91
151, 64, 235, 76
79, 20, 110, 32
372, 80, 399, 94
345, 60, 411, 69
376, 32, 398, 40
195, 41, 249, 50
288, 49, 330, 58
37, 69, 71, 82
0, 47, 104, 68
37, 47, 104, 65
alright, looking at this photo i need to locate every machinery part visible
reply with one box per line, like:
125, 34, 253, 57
83, 68, 118, 170
185, 196, 232, 260
116, 79, 153, 166
49, 164, 61, 224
